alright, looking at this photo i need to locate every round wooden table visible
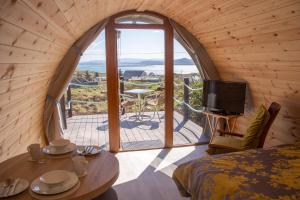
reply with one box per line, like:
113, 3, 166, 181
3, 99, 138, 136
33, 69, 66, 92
0, 151, 119, 200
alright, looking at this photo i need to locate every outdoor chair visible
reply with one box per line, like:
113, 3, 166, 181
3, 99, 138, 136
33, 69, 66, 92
207, 102, 281, 154
120, 94, 138, 118
141, 91, 163, 122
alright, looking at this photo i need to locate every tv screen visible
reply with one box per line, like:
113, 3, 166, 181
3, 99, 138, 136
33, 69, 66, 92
202, 80, 246, 115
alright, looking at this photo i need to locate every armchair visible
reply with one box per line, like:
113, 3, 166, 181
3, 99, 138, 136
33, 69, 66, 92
208, 102, 281, 154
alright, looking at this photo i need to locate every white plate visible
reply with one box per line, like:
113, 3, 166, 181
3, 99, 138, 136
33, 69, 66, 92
40, 170, 70, 185
0, 178, 29, 198
31, 171, 78, 195
77, 146, 102, 156
29, 182, 80, 200
42, 143, 76, 155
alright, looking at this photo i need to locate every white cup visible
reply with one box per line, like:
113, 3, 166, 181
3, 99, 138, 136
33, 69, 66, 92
72, 156, 88, 177
27, 143, 41, 161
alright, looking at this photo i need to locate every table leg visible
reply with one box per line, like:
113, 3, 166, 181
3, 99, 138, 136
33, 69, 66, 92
207, 114, 215, 143
226, 119, 231, 133
133, 93, 143, 121
231, 117, 237, 133
212, 117, 219, 136
138, 93, 141, 120
203, 115, 208, 135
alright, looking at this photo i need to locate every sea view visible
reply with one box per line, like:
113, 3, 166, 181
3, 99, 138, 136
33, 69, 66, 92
77, 64, 199, 75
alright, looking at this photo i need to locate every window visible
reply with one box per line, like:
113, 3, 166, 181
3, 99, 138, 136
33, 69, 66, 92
115, 14, 163, 24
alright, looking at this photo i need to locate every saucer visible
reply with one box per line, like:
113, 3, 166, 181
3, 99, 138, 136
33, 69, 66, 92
0, 178, 29, 198
31, 171, 78, 195
43, 143, 76, 155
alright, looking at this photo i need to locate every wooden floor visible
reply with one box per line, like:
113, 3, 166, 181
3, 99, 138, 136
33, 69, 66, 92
113, 145, 208, 200
63, 111, 209, 150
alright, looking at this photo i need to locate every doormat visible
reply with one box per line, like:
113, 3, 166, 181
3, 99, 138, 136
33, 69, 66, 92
121, 140, 164, 150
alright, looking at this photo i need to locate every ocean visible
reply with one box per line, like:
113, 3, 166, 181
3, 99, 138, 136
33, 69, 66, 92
77, 64, 199, 75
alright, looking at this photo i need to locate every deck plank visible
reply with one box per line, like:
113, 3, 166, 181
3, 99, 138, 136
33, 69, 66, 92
64, 111, 208, 150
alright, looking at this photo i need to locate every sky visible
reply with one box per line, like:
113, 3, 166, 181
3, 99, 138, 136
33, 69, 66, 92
79, 29, 192, 62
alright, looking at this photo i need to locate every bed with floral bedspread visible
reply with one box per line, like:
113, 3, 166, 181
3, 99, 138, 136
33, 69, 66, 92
172, 143, 300, 200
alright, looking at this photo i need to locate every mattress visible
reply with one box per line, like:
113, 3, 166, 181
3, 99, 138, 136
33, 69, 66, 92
173, 143, 300, 200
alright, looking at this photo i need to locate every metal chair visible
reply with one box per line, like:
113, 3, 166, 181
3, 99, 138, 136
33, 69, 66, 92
120, 94, 138, 119
141, 91, 163, 122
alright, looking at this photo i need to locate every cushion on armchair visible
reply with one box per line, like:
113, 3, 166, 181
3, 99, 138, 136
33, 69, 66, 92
242, 105, 270, 149
210, 135, 243, 149
208, 135, 243, 154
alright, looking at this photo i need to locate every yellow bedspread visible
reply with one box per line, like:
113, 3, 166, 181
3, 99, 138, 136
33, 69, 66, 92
173, 143, 300, 200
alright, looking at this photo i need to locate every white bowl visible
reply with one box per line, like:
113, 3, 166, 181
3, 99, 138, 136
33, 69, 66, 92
50, 139, 70, 150
43, 143, 76, 155
40, 170, 70, 185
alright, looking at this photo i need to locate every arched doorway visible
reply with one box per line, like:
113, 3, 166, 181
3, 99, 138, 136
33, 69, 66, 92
62, 11, 209, 152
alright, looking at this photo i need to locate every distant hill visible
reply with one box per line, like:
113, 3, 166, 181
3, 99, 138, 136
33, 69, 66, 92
174, 58, 194, 65
79, 58, 194, 66
139, 60, 163, 65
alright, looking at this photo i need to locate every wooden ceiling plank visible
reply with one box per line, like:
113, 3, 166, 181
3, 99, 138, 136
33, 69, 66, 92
0, 44, 63, 64
0, 20, 66, 54
0, 81, 48, 108
0, 72, 50, 95
22, 0, 76, 39
0, 93, 45, 131
197, 12, 300, 42
53, 0, 86, 37
0, 63, 55, 80
0, 1, 72, 47
193, 1, 300, 34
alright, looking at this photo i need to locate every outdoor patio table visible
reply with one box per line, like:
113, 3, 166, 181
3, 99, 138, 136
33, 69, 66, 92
124, 88, 154, 121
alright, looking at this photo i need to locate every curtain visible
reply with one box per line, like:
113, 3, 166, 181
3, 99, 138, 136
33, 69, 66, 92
169, 19, 219, 80
43, 18, 109, 142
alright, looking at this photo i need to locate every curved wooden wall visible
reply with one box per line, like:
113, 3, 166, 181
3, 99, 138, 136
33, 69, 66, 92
0, 0, 299, 161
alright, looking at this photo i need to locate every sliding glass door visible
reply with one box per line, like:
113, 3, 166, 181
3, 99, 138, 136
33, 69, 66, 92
105, 13, 174, 151
116, 29, 165, 150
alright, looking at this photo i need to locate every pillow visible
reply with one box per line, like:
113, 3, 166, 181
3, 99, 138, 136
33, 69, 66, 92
207, 136, 243, 155
242, 105, 270, 149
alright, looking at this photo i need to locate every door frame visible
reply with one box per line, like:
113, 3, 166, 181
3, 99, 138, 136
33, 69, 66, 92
105, 11, 174, 152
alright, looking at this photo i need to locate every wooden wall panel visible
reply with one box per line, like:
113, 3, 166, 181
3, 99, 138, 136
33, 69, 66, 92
0, 0, 299, 162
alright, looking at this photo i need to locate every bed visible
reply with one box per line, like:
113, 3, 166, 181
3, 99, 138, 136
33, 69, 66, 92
172, 143, 300, 200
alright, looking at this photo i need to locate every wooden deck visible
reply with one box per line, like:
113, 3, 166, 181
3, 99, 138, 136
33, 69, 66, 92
63, 111, 209, 150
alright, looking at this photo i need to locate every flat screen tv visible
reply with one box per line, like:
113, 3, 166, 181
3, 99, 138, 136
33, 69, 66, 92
202, 80, 246, 115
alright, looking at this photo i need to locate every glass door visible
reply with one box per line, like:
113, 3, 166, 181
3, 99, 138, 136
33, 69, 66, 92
116, 29, 166, 150
62, 31, 110, 150
172, 39, 209, 146
105, 13, 175, 152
